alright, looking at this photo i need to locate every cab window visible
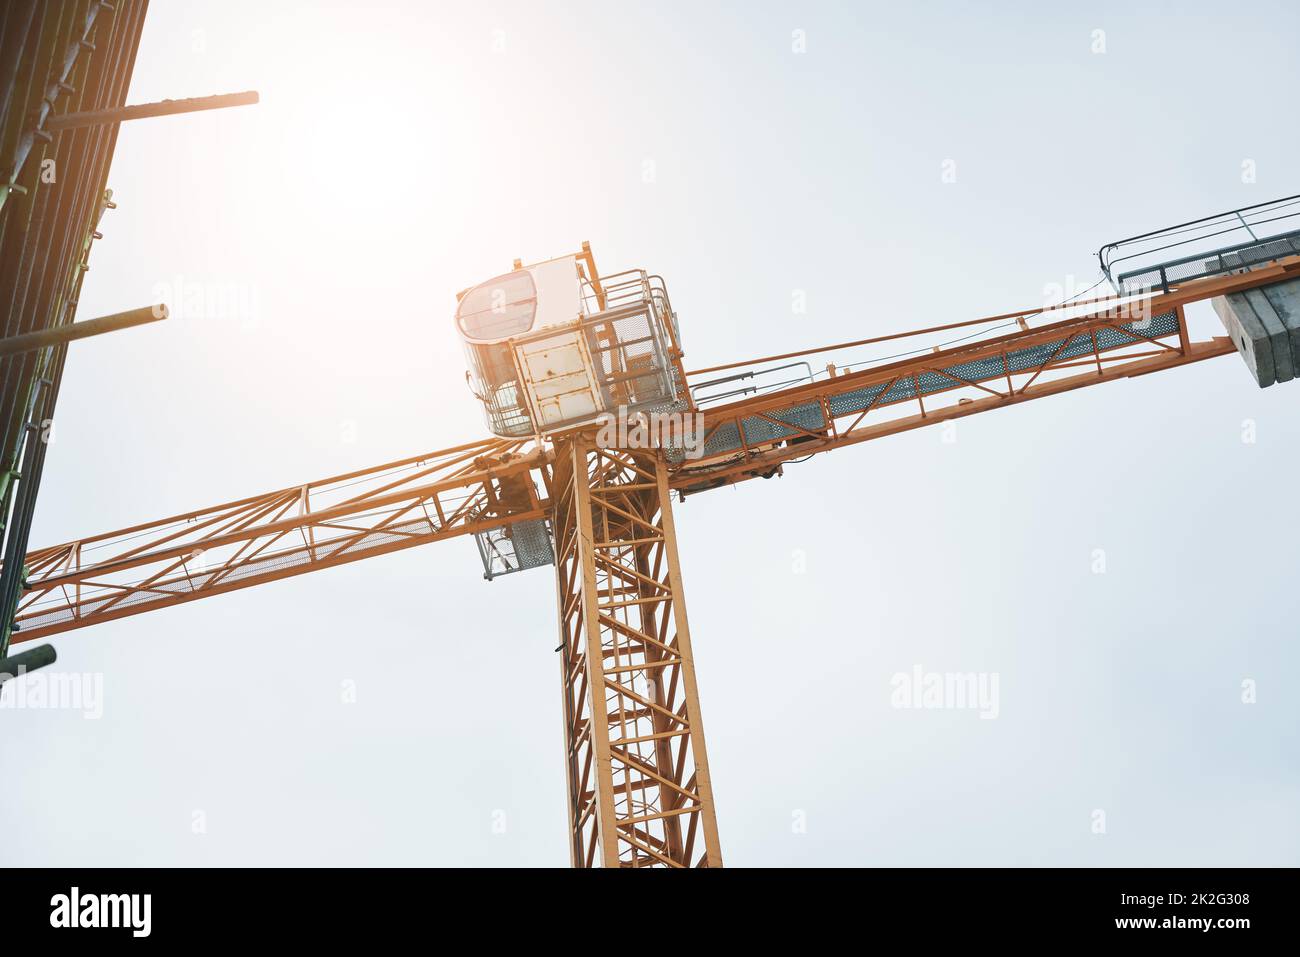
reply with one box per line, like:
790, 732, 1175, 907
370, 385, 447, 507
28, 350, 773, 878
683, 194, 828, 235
457, 272, 536, 341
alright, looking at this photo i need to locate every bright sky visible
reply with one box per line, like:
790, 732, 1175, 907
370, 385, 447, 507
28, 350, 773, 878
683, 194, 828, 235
4, 0, 1298, 866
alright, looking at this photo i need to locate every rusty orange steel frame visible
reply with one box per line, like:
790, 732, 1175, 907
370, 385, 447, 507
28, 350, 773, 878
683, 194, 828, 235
8, 254, 1297, 647
11, 439, 550, 641
674, 258, 1300, 491
552, 436, 722, 867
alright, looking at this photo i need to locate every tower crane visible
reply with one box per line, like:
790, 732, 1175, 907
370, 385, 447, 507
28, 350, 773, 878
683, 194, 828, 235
5, 194, 1300, 868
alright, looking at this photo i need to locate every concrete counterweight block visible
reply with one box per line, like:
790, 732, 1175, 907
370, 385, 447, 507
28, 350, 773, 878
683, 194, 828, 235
1261, 279, 1300, 371
1212, 276, 1300, 388
1214, 291, 1277, 387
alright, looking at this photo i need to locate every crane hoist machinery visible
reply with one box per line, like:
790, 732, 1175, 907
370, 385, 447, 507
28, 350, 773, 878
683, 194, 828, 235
5, 193, 1300, 868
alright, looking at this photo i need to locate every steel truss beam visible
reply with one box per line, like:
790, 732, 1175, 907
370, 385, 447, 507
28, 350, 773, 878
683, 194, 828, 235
674, 256, 1300, 492
552, 434, 722, 867
7, 438, 549, 642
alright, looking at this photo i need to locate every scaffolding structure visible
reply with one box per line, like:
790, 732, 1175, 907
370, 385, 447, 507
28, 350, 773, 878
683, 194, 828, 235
0, 0, 150, 659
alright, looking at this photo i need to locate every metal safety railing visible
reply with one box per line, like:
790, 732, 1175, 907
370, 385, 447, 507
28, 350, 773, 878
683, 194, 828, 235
690, 362, 815, 406
1098, 194, 1300, 293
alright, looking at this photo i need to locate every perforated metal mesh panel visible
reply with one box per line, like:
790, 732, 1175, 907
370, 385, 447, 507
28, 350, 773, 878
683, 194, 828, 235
464, 341, 535, 437
474, 518, 555, 581
582, 307, 676, 411
827, 382, 888, 417
703, 421, 741, 458
739, 401, 825, 445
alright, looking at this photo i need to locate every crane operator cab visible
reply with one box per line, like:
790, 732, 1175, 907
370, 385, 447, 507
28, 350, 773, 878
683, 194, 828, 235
456, 244, 689, 438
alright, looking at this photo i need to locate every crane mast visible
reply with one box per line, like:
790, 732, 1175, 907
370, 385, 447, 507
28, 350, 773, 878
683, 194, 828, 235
553, 436, 721, 867
6, 199, 1300, 867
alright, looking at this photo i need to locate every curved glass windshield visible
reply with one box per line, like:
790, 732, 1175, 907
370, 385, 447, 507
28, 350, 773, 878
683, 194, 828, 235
457, 271, 537, 341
